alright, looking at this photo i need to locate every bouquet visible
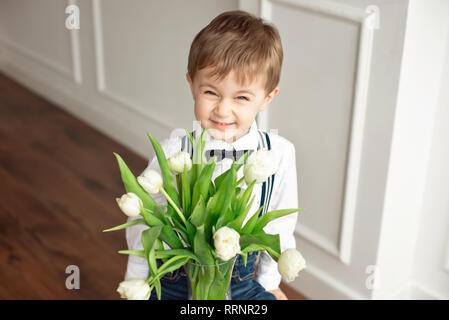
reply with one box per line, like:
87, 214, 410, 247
104, 128, 306, 300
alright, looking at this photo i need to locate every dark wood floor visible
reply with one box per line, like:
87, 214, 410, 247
0, 72, 307, 300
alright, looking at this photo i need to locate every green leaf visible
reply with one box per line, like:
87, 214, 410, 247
189, 194, 206, 227
193, 225, 215, 265
146, 133, 182, 226
232, 187, 242, 213
204, 194, 222, 242
149, 246, 161, 300
157, 256, 191, 276
252, 208, 304, 234
240, 252, 248, 267
214, 164, 236, 230
113, 152, 182, 249
141, 226, 163, 299
154, 249, 200, 262
240, 233, 281, 262
142, 207, 168, 227
103, 218, 146, 232
175, 174, 182, 205
227, 195, 256, 232
185, 220, 196, 247
214, 150, 249, 189
193, 225, 215, 298
241, 205, 264, 234
171, 227, 190, 247
156, 239, 168, 263
236, 180, 256, 217
141, 226, 163, 260
118, 249, 145, 258
113, 152, 163, 214
181, 163, 191, 219
191, 159, 216, 211
189, 128, 207, 191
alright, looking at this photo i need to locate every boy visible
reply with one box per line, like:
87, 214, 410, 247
125, 10, 299, 300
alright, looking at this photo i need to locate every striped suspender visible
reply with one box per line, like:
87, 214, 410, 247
181, 129, 274, 218
257, 130, 275, 217
181, 131, 195, 157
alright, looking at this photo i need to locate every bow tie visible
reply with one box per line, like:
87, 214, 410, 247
205, 149, 253, 162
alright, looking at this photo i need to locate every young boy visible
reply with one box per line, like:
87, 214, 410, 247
124, 10, 299, 300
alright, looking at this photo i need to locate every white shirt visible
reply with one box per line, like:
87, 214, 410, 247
124, 120, 299, 291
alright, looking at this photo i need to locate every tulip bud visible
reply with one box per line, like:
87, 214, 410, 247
117, 279, 150, 300
277, 249, 306, 282
213, 226, 241, 261
116, 192, 143, 217
243, 149, 279, 185
167, 151, 192, 174
137, 168, 163, 194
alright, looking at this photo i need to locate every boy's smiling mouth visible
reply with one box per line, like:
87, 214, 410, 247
211, 119, 235, 129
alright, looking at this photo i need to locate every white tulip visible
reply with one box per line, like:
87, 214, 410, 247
116, 192, 143, 217
277, 249, 306, 282
117, 278, 150, 300
243, 149, 279, 185
167, 151, 192, 174
137, 168, 163, 194
213, 226, 241, 261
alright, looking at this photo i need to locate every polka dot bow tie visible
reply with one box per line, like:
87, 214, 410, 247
205, 149, 253, 162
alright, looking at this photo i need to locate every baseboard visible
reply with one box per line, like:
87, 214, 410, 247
289, 262, 367, 300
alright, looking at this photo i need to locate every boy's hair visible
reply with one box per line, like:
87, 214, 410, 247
187, 10, 283, 95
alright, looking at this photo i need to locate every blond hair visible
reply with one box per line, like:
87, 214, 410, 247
187, 10, 283, 95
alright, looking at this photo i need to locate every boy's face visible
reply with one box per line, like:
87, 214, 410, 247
186, 67, 279, 143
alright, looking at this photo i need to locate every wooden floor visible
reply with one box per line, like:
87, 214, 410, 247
0, 72, 307, 300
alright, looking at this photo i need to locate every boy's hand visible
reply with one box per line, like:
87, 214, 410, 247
267, 287, 288, 300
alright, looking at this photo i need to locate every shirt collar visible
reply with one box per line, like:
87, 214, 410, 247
192, 120, 259, 152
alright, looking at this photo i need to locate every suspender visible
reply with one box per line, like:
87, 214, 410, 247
181, 129, 274, 218
257, 130, 274, 217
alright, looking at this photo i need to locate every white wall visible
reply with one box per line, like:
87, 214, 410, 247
0, 0, 239, 159
410, 32, 449, 299
373, 0, 449, 299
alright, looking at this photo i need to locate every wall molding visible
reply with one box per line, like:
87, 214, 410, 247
292, 260, 367, 299
252, 0, 378, 265
68, 0, 82, 84
91, 0, 172, 133
443, 229, 449, 273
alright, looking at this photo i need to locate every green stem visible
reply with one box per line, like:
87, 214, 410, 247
235, 176, 244, 187
160, 187, 187, 226
176, 174, 182, 203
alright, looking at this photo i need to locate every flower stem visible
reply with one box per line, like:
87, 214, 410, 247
235, 176, 244, 187
160, 187, 187, 225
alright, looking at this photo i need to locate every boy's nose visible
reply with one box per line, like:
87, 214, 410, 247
215, 100, 232, 117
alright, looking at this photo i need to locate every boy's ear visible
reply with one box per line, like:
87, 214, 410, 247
259, 86, 279, 112
186, 72, 194, 97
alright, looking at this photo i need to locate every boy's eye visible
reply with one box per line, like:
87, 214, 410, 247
205, 91, 216, 96
237, 96, 249, 101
